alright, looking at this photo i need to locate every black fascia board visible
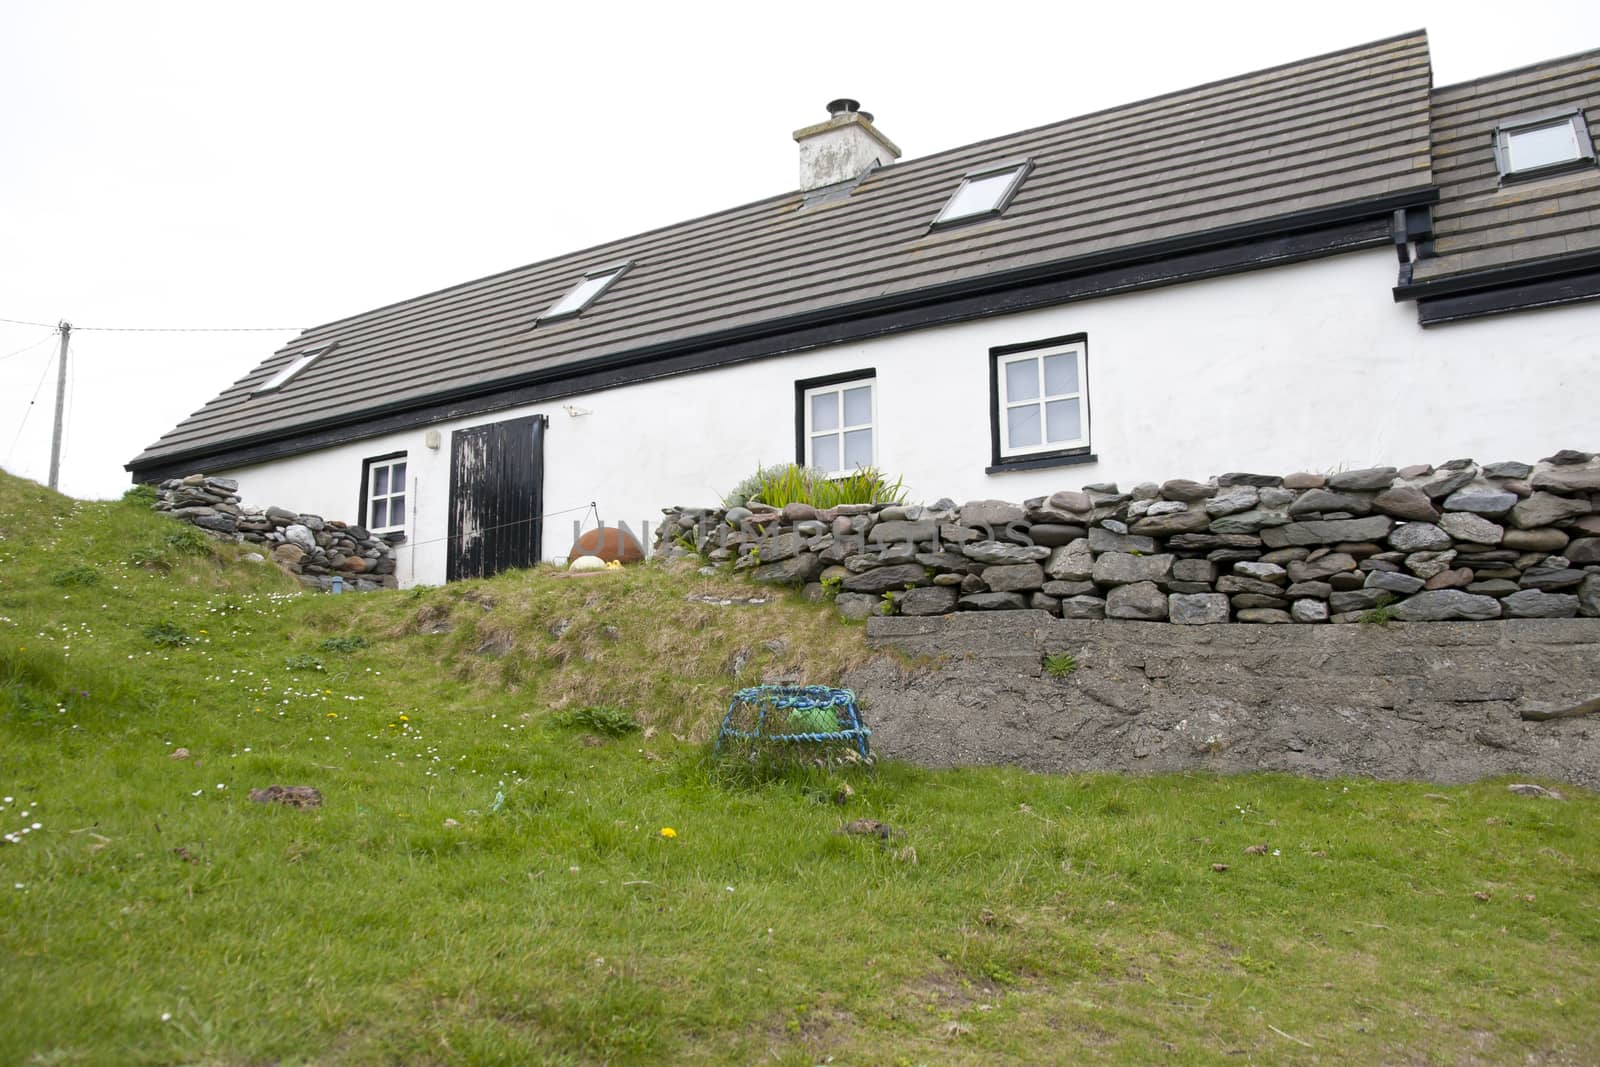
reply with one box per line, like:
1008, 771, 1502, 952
1417, 268, 1600, 325
1393, 247, 1600, 302
127, 189, 1428, 480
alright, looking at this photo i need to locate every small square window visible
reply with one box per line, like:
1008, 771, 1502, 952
933, 159, 1032, 226
362, 454, 408, 534
992, 339, 1089, 461
799, 375, 876, 476
1493, 109, 1595, 182
254, 343, 335, 394
538, 261, 632, 322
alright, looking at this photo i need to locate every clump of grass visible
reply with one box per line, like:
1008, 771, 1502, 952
284, 653, 325, 672
49, 564, 99, 587
554, 704, 640, 736
730, 463, 906, 510
1043, 651, 1078, 677
320, 635, 369, 654
1361, 593, 1399, 626
163, 524, 212, 555
121, 482, 158, 506
142, 620, 193, 647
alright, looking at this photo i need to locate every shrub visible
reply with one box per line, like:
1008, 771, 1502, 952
284, 654, 325, 672
320, 635, 369, 654
49, 564, 99, 587
121, 483, 158, 506
143, 621, 193, 647
554, 705, 641, 736
163, 526, 211, 554
729, 463, 906, 511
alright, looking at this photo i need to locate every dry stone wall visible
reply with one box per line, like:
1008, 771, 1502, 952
655, 450, 1600, 624
154, 475, 400, 592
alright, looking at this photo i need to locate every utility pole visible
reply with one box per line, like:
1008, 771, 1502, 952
47, 321, 70, 491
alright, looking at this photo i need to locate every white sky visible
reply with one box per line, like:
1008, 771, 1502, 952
3, 1, 1597, 500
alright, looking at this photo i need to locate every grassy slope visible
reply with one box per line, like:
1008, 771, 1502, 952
1, 472, 1597, 1066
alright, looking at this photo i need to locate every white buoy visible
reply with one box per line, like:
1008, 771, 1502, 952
568, 554, 607, 572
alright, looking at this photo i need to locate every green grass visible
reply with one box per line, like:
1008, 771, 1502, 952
2, 471, 1598, 1065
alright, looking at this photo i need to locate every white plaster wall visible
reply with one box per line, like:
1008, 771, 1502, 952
217, 247, 1599, 586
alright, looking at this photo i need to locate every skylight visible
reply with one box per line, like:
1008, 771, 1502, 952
539, 261, 632, 322
933, 159, 1033, 226
254, 343, 334, 394
1493, 109, 1595, 182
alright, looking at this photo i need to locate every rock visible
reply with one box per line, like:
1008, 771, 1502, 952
1501, 589, 1579, 618
1144, 501, 1189, 517
982, 563, 1047, 592
272, 543, 307, 565
1438, 512, 1504, 545
898, 586, 960, 616
841, 563, 927, 594
1282, 472, 1326, 490
1216, 575, 1285, 598
1364, 570, 1425, 595
1106, 582, 1168, 620
1044, 539, 1095, 581
1286, 553, 1358, 582
1404, 550, 1457, 580
191, 513, 238, 533
265, 505, 298, 523
1390, 590, 1502, 621
242, 552, 265, 563
958, 592, 1029, 611
782, 503, 819, 522
1329, 589, 1391, 613
1046, 490, 1094, 514
1060, 595, 1107, 620
284, 524, 316, 551
959, 500, 1026, 531
916, 552, 968, 573
724, 506, 752, 525
1172, 558, 1217, 584
963, 540, 1050, 565
1217, 472, 1283, 488
1576, 516, 1600, 536
1442, 488, 1517, 516
1519, 565, 1586, 591
1027, 524, 1085, 547
1285, 580, 1332, 599
1262, 517, 1392, 548
1423, 568, 1474, 590
1288, 490, 1372, 517
1530, 465, 1600, 493
1091, 552, 1175, 586
1130, 510, 1212, 536
1483, 461, 1533, 479
1387, 522, 1453, 553
751, 554, 822, 586
1042, 580, 1096, 597
1232, 560, 1287, 583
1507, 783, 1565, 800
835, 593, 883, 621
1467, 579, 1520, 597
1501, 528, 1570, 552
1417, 467, 1478, 500
1087, 528, 1157, 555
1168, 593, 1230, 624
1580, 574, 1600, 617
1566, 538, 1600, 564
248, 785, 323, 809
868, 519, 938, 545
1290, 599, 1329, 623
1161, 479, 1217, 502
1236, 608, 1292, 624
1509, 492, 1590, 530
1372, 486, 1440, 521
1209, 509, 1290, 534
1030, 593, 1062, 614
1204, 486, 1259, 516
753, 531, 804, 563
1327, 467, 1397, 491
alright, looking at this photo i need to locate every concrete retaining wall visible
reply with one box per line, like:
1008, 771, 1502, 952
845, 612, 1600, 789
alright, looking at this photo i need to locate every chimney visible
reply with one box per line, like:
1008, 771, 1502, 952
792, 98, 902, 192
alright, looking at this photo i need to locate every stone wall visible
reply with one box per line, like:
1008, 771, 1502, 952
153, 475, 400, 591
845, 612, 1600, 788
655, 450, 1600, 624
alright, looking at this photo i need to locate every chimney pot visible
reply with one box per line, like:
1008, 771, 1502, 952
826, 98, 861, 116
793, 99, 901, 192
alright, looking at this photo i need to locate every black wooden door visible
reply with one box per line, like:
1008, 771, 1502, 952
446, 415, 545, 581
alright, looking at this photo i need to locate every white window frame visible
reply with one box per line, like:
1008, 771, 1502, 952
537, 260, 633, 322
365, 455, 409, 535
802, 377, 877, 476
254, 343, 335, 395
995, 340, 1089, 459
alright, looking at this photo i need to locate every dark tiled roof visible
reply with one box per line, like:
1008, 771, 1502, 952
1414, 48, 1600, 284
130, 31, 1434, 471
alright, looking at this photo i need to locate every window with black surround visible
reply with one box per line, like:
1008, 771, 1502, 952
1493, 108, 1596, 183
359, 452, 408, 535
795, 370, 875, 476
932, 158, 1033, 227
988, 336, 1094, 473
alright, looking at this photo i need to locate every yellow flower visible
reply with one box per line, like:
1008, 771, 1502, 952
326, 712, 337, 718
659, 827, 677, 839
399, 714, 409, 722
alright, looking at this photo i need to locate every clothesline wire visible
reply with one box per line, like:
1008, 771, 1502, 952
400, 502, 605, 552
0, 330, 58, 363
0, 315, 305, 333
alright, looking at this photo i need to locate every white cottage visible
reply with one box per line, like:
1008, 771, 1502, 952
128, 31, 1600, 586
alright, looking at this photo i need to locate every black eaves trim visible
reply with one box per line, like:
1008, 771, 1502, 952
1417, 268, 1600, 325
986, 451, 1099, 475
1393, 248, 1600, 301
126, 197, 1418, 481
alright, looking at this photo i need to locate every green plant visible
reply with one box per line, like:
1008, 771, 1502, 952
49, 564, 99, 587
121, 483, 159, 506
879, 591, 899, 616
1043, 652, 1078, 677
319, 635, 369, 654
1361, 593, 1399, 626
163, 525, 212, 555
727, 463, 907, 511
284, 653, 325, 672
143, 620, 193, 647
555, 704, 641, 736
720, 464, 790, 510
819, 575, 843, 600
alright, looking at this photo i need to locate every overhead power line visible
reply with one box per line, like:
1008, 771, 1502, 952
0, 330, 58, 363
0, 315, 305, 333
